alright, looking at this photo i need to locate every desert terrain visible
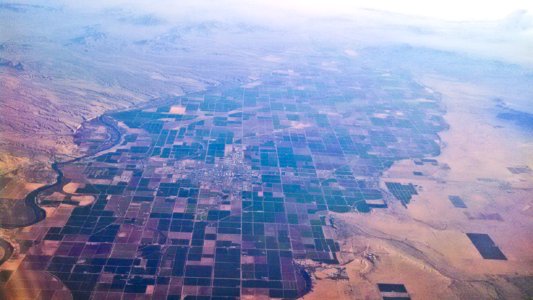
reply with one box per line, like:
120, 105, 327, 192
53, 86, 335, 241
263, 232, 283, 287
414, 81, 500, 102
303, 77, 533, 299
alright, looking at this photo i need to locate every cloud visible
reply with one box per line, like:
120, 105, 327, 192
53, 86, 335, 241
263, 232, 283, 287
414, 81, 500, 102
3, 0, 533, 66
19, 0, 532, 22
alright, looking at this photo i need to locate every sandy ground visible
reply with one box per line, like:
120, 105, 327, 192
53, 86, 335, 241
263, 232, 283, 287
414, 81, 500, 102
169, 105, 187, 114
0, 270, 73, 300
62, 182, 80, 194
0, 180, 46, 200
70, 195, 96, 206
0, 153, 30, 177
303, 77, 533, 299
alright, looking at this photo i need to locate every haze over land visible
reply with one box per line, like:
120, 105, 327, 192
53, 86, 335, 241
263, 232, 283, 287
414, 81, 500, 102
0, 1, 532, 299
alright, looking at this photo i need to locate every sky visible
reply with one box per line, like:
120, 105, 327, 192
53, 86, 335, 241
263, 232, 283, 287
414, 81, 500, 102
47, 0, 533, 22
261, 0, 533, 21
5, 0, 533, 66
